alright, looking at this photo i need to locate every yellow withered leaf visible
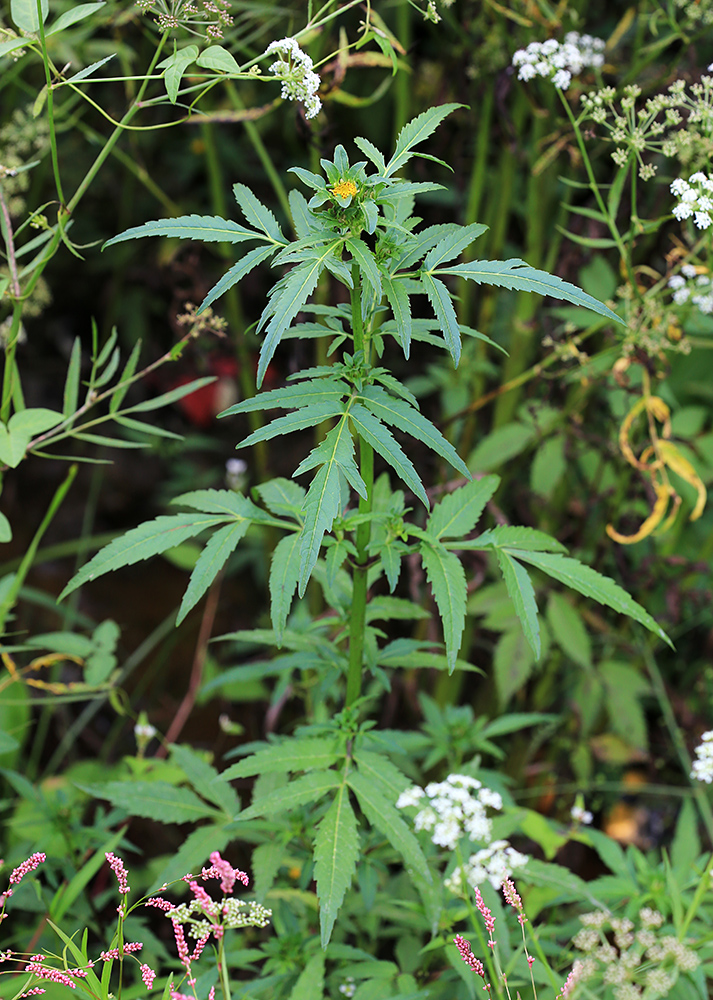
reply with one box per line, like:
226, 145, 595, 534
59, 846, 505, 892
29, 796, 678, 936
606, 482, 671, 544
658, 440, 707, 520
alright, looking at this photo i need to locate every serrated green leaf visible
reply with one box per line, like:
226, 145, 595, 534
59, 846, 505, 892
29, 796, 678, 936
79, 780, 218, 822
359, 385, 470, 479
269, 532, 301, 643
315, 784, 359, 948
198, 244, 277, 314
494, 627, 536, 706
239, 403, 345, 448
222, 737, 341, 779
297, 418, 365, 592
436, 259, 623, 327
384, 103, 464, 177
220, 378, 349, 417
422, 223, 488, 270
289, 951, 325, 1000
63, 337, 81, 417
353, 136, 386, 173
352, 749, 409, 804
348, 404, 427, 508
239, 770, 340, 820
11, 0, 48, 32
419, 540, 466, 673
460, 525, 568, 553
177, 519, 250, 624
109, 340, 142, 414
547, 592, 591, 669
345, 237, 381, 299
512, 550, 672, 647
256, 478, 306, 517
103, 216, 262, 249
172, 488, 264, 519
170, 743, 240, 816
382, 276, 412, 357
233, 182, 284, 241
428, 476, 499, 540
58, 512, 227, 600
421, 272, 461, 365
347, 769, 431, 885
496, 550, 540, 659
365, 596, 428, 623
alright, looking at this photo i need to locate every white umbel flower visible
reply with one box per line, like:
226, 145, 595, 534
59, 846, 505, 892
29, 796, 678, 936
265, 37, 322, 119
691, 730, 713, 782
512, 31, 605, 90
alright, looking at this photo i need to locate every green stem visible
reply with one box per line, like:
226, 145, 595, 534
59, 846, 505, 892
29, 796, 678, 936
36, 0, 65, 205
0, 464, 77, 635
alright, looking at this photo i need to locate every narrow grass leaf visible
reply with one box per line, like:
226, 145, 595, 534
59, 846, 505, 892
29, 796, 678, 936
348, 403, 427, 507
419, 540, 466, 673
314, 785, 359, 948
103, 216, 262, 248
62, 337, 81, 417
428, 476, 499, 539
222, 737, 342, 779
177, 519, 251, 624
109, 340, 142, 414
421, 272, 461, 365
59, 513, 227, 600
269, 532, 301, 643
496, 550, 540, 659
198, 245, 277, 314
239, 770, 340, 821
360, 385, 470, 478
437, 259, 623, 327
512, 550, 673, 647
347, 769, 431, 885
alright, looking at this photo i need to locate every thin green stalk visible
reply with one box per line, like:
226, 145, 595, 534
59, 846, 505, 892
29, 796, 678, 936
36, 0, 65, 205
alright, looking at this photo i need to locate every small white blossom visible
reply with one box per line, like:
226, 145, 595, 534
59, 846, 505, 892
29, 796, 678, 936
671, 173, 713, 229
571, 803, 593, 825
265, 37, 321, 119
691, 730, 713, 782
339, 979, 356, 998
445, 841, 529, 892
668, 269, 713, 313
511, 31, 605, 90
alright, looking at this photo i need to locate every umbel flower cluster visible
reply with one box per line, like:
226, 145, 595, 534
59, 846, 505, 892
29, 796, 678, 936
690, 730, 713, 782
671, 172, 713, 229
511, 32, 605, 90
264, 38, 321, 119
668, 265, 713, 314
396, 774, 528, 889
135, 0, 233, 40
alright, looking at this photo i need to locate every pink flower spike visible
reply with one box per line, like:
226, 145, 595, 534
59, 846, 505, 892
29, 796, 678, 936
23, 963, 76, 988
141, 964, 156, 989
10, 853, 46, 885
145, 897, 174, 911
105, 853, 130, 895
501, 879, 523, 913
208, 988, 215, 1000
527, 956, 535, 968
453, 936, 486, 978
474, 887, 496, 937
19, 989, 46, 997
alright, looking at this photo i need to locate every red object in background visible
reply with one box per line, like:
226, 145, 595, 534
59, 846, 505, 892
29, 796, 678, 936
171, 355, 279, 428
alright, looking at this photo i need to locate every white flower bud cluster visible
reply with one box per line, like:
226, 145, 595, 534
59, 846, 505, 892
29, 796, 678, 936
690, 730, 713, 782
570, 803, 593, 825
668, 265, 713, 313
671, 173, 713, 228
265, 38, 321, 119
396, 774, 502, 850
222, 898, 272, 928
444, 840, 529, 892
512, 32, 605, 90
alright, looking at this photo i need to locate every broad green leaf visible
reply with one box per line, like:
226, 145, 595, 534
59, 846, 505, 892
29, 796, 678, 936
347, 769, 431, 886
435, 258, 623, 327
0, 512, 11, 544
384, 103, 464, 177
46, 3, 104, 36
170, 744, 240, 816
63, 338, 81, 417
348, 404, 427, 508
58, 512, 227, 600
531, 435, 566, 498
382, 276, 412, 357
297, 418, 365, 592
222, 737, 342, 779
289, 952, 325, 1000
547, 592, 591, 669
427, 476, 499, 540
351, 749, 409, 804
494, 626, 536, 706
671, 799, 701, 874
78, 780, 218, 823
423, 223, 488, 270
512, 550, 672, 647
11, 0, 48, 32
496, 550, 540, 659
196, 44, 240, 74
468, 421, 533, 472
198, 244, 277, 314
359, 385, 470, 479
314, 784, 359, 948
256, 477, 306, 517
252, 839, 286, 902
365, 596, 428, 623
10, 407, 63, 436
0, 37, 29, 58
600, 660, 649, 751
421, 272, 461, 365
269, 532, 301, 643
239, 404, 345, 448
460, 525, 567, 553
239, 770, 340, 820
104, 216, 261, 249
345, 237, 381, 299
220, 378, 350, 417
233, 183, 284, 241
419, 540, 466, 673
159, 44, 198, 103
177, 519, 251, 624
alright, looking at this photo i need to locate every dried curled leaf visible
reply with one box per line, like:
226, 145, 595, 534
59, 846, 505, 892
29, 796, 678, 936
606, 482, 671, 545
658, 440, 707, 520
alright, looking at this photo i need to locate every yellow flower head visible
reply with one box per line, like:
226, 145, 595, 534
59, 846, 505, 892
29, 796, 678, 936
332, 179, 358, 199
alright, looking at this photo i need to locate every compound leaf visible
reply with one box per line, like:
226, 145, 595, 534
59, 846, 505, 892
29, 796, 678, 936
428, 476, 499, 540
198, 244, 277, 314
384, 103, 464, 177
177, 518, 251, 624
220, 378, 349, 417
348, 403, 427, 508
240, 770, 340, 821
222, 737, 342, 780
